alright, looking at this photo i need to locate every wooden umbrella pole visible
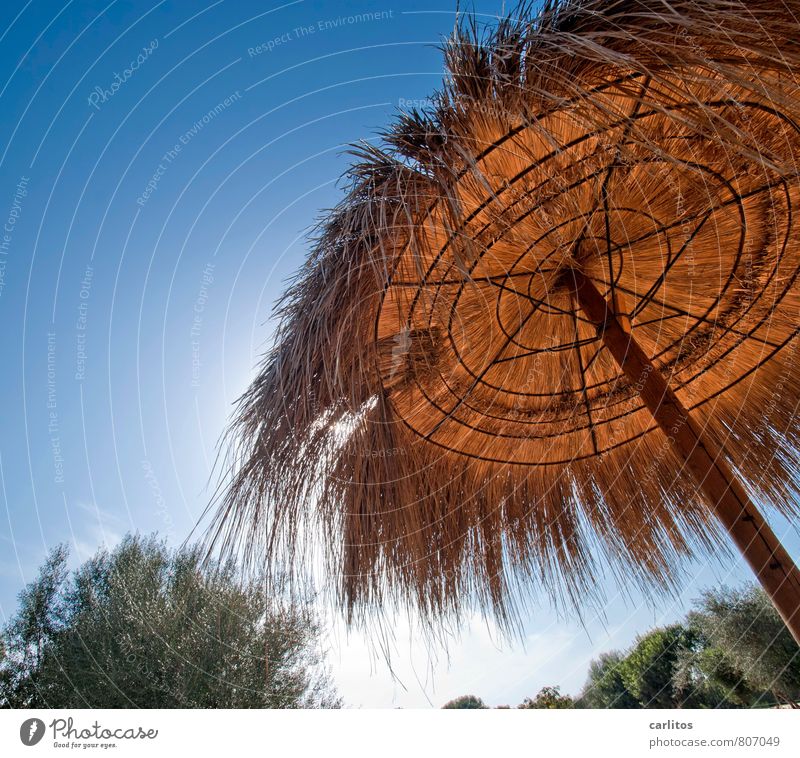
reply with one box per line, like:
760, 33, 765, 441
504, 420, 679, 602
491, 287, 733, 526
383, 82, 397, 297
569, 268, 800, 645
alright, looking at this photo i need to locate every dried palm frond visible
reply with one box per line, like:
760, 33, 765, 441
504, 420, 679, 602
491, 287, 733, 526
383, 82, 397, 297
209, 0, 800, 633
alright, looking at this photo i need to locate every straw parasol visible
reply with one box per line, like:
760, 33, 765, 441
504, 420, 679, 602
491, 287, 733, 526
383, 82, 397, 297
212, 0, 800, 640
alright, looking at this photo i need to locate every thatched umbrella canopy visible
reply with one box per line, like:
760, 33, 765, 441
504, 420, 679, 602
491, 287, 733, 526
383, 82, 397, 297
212, 0, 800, 639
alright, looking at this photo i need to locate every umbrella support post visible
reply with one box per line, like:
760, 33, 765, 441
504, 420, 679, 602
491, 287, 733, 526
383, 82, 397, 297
569, 268, 800, 645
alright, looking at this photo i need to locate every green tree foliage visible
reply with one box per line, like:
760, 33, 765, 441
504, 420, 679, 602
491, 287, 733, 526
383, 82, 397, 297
442, 694, 487, 709
518, 686, 574, 709
617, 625, 700, 708
0, 545, 68, 707
578, 622, 764, 709
672, 637, 762, 708
577, 652, 639, 708
681, 585, 800, 706
576, 586, 800, 709
0, 535, 341, 709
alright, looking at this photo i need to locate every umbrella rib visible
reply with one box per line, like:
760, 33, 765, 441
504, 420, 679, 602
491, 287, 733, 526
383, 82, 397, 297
488, 277, 597, 324
634, 310, 782, 350
629, 211, 714, 319
389, 268, 561, 287
610, 282, 784, 351
493, 335, 599, 363
571, 305, 599, 454
601, 76, 652, 303
581, 340, 606, 375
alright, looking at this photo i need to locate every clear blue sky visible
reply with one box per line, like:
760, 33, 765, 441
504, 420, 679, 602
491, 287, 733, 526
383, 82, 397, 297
1, 0, 796, 708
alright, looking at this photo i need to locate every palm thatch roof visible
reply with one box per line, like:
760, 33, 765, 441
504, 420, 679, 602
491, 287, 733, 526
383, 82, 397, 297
210, 0, 800, 631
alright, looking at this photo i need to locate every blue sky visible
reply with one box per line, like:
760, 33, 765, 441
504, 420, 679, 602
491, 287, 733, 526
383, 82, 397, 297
1, 0, 797, 708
